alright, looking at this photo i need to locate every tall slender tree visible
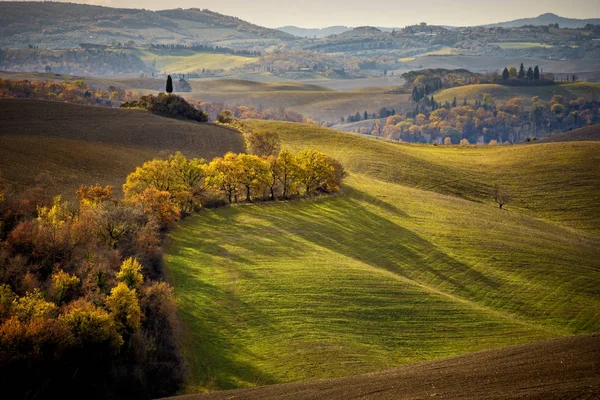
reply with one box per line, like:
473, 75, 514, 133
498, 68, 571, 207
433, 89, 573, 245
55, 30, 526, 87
518, 63, 525, 79
502, 67, 510, 80
166, 75, 173, 94
527, 67, 534, 81
533, 66, 540, 80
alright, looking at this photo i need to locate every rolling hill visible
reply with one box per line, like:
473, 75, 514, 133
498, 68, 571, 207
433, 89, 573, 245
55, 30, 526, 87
538, 123, 600, 142
0, 2, 294, 48
434, 82, 600, 105
277, 26, 352, 38
168, 333, 600, 399
164, 120, 600, 391
0, 99, 245, 197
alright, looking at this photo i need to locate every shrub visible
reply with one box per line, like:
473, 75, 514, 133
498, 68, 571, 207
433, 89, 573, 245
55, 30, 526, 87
121, 94, 208, 122
217, 110, 235, 124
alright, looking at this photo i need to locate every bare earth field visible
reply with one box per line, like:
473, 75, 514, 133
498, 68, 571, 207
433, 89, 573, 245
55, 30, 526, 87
166, 334, 600, 400
0, 98, 245, 197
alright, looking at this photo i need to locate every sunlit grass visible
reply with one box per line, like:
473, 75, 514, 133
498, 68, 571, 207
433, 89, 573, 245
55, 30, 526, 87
166, 120, 600, 391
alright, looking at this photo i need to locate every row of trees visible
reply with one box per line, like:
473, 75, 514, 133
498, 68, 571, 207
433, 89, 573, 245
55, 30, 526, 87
0, 78, 134, 107
502, 64, 541, 81
344, 108, 397, 123
149, 43, 261, 57
124, 146, 345, 211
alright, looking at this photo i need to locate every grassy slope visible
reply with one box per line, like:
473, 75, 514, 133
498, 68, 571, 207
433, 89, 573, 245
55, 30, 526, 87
165, 120, 600, 391
136, 50, 255, 73
538, 123, 600, 142
435, 82, 600, 104
0, 99, 245, 197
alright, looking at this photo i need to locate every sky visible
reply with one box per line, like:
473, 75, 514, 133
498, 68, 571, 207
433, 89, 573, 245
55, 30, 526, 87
9, 0, 600, 28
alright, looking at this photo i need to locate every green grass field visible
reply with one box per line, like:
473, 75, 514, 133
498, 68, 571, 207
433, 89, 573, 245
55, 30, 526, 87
137, 50, 255, 73
165, 120, 600, 392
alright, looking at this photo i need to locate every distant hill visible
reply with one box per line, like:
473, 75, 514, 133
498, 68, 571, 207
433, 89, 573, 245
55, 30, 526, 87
0, 2, 294, 48
277, 26, 352, 38
278, 25, 404, 38
485, 13, 600, 28
0, 99, 245, 197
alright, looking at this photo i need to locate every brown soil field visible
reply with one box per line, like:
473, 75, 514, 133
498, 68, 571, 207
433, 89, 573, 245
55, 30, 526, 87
0, 98, 245, 198
537, 124, 600, 143
167, 334, 600, 400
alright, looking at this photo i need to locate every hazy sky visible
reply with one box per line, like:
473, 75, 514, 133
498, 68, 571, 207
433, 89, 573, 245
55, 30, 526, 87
10, 0, 600, 28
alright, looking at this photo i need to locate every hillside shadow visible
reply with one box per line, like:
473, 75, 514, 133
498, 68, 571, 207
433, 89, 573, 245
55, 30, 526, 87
176, 272, 280, 390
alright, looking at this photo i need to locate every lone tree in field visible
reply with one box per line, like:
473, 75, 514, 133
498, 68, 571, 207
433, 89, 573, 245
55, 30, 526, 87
166, 75, 173, 94
493, 183, 512, 209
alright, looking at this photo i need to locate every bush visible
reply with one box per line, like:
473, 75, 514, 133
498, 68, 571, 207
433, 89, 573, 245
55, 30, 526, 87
121, 94, 208, 122
217, 110, 235, 124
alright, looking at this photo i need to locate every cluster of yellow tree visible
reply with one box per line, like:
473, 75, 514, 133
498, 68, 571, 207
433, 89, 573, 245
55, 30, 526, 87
0, 181, 183, 398
123, 146, 346, 226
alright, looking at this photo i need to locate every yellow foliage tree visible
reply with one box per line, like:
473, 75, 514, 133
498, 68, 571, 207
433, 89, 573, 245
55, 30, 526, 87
50, 270, 80, 305
206, 152, 242, 203
276, 150, 300, 198
116, 258, 144, 289
12, 290, 58, 322
245, 130, 281, 157
237, 154, 270, 201
296, 149, 335, 195
131, 188, 180, 229
59, 300, 123, 350
105, 282, 141, 335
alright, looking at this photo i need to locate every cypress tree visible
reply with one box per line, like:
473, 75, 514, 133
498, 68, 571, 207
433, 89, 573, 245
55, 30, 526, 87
166, 75, 173, 93
533, 66, 540, 80
527, 67, 534, 80
518, 63, 525, 79
502, 67, 509, 80
364, 111, 369, 120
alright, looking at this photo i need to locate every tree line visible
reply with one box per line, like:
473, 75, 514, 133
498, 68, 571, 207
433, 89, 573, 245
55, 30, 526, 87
344, 108, 396, 123
364, 94, 600, 144
149, 43, 261, 57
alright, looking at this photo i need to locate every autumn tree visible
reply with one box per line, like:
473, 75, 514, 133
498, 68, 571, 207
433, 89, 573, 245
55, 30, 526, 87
237, 154, 270, 201
76, 184, 113, 208
245, 130, 281, 157
296, 149, 335, 195
168, 152, 207, 212
131, 188, 180, 229
276, 150, 300, 198
492, 183, 512, 209
206, 152, 242, 203
116, 258, 144, 289
106, 282, 142, 336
